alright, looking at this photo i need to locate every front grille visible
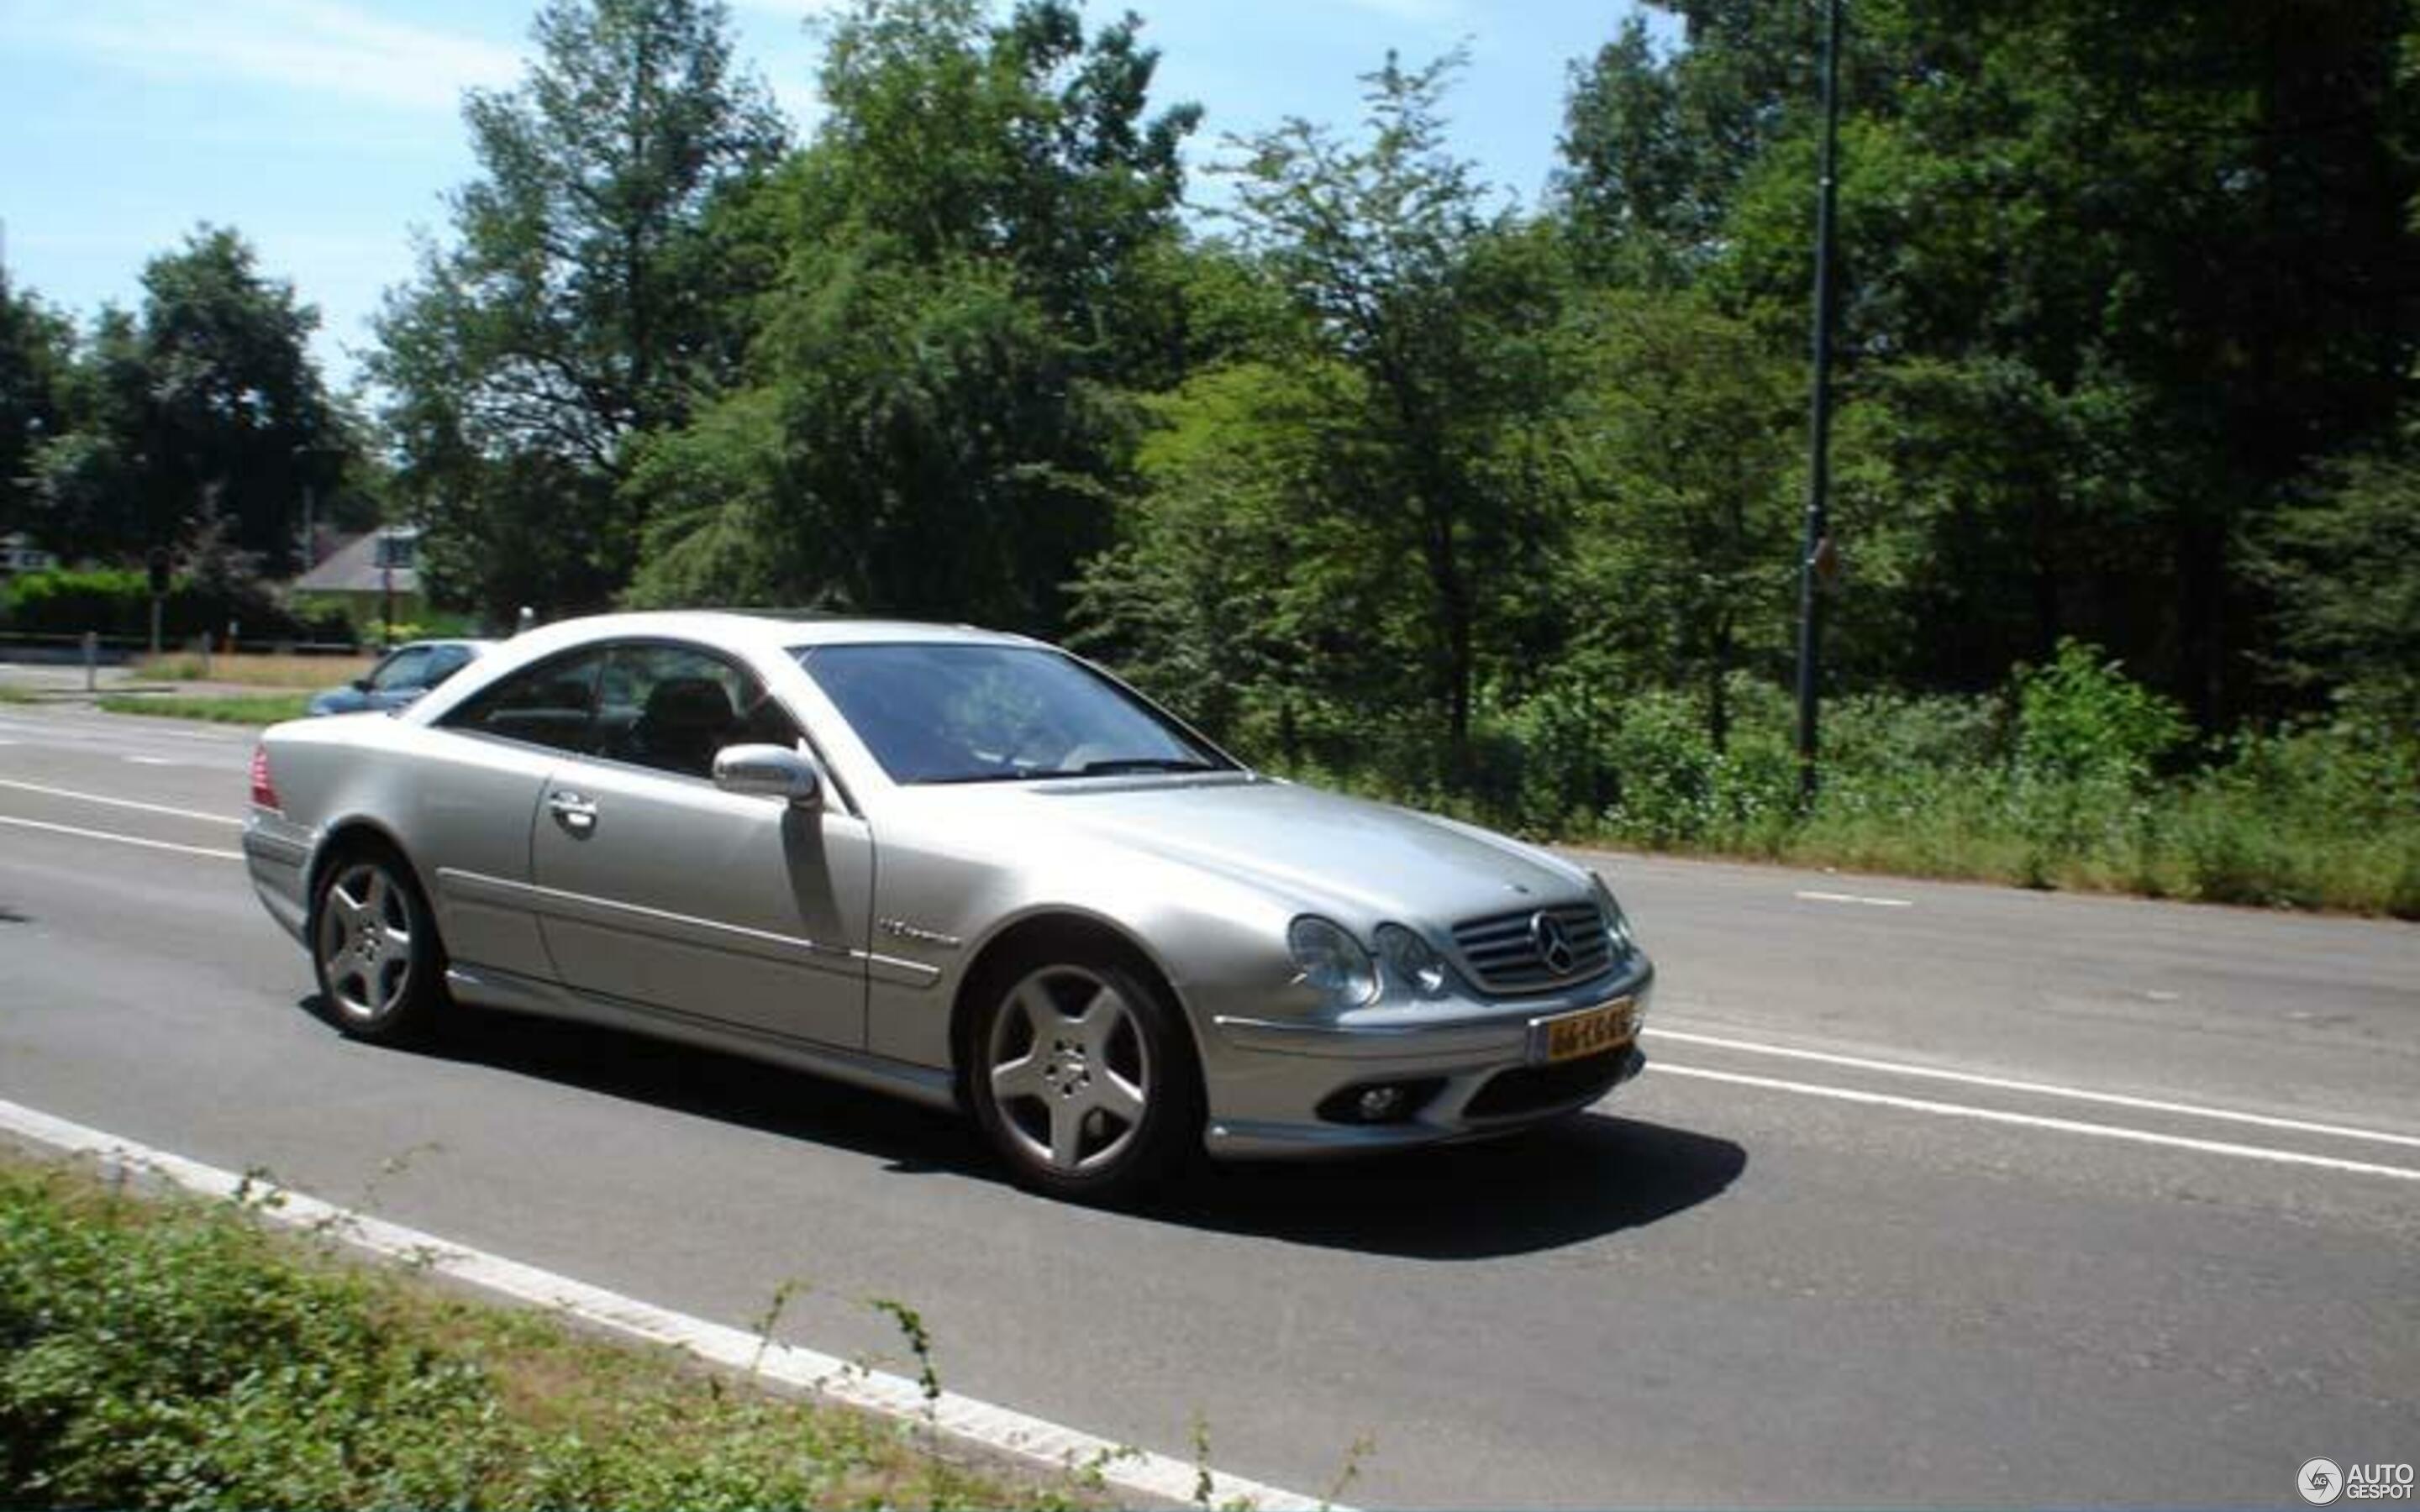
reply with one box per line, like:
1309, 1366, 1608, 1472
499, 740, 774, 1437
1465, 1046, 1642, 1121
1450, 901, 1614, 992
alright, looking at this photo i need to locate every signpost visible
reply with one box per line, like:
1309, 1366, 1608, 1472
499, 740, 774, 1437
1793, 0, 1844, 811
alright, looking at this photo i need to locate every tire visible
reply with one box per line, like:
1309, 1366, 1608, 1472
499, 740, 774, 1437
967, 947, 1202, 1205
310, 845, 445, 1044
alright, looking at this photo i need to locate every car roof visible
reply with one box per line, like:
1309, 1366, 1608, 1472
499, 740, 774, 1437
496, 611, 1036, 661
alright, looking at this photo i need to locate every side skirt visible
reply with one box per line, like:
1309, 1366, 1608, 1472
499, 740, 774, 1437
445, 962, 962, 1114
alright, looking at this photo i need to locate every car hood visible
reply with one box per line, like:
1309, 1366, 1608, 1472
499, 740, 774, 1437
1015, 776, 1587, 927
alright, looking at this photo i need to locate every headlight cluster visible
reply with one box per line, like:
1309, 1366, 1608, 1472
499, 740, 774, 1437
1286, 916, 1379, 1007
1591, 871, 1638, 956
1375, 923, 1449, 996
1289, 916, 1455, 1006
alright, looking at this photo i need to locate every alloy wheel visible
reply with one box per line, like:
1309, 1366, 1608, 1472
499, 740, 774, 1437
315, 860, 418, 1025
985, 965, 1154, 1174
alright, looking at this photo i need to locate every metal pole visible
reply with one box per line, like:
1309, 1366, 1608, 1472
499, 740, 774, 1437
1793, 0, 1844, 811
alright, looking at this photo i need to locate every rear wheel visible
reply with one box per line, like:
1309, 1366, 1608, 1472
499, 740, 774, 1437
969, 949, 1200, 1205
311, 848, 444, 1043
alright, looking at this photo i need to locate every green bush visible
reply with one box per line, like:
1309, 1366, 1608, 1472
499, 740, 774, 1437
0, 1164, 1068, 1510
1317, 645, 2420, 916
0, 568, 353, 646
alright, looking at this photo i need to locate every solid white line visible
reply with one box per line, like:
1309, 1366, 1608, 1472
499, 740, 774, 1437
1794, 889, 1914, 908
0, 814, 242, 861
1651, 1063, 2420, 1182
0, 777, 243, 827
0, 1098, 1340, 1512
1648, 1027, 2420, 1150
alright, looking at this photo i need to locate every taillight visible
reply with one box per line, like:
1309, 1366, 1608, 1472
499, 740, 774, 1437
249, 745, 281, 811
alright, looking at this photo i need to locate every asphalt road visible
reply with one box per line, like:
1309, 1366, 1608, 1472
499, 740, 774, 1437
3, 695, 2415, 1507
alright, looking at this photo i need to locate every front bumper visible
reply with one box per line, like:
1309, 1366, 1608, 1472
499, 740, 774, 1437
1197, 955, 1655, 1158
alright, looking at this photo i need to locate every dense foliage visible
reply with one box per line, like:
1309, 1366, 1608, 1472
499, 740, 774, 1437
3, 0, 2414, 908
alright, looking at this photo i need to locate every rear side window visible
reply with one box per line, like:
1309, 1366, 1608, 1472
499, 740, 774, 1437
588, 643, 794, 780
439, 649, 608, 754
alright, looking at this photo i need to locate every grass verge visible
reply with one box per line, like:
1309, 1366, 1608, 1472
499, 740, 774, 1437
132, 651, 374, 689
98, 691, 314, 725
0, 1151, 1092, 1510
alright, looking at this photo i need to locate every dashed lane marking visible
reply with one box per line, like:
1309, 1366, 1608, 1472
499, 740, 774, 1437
1648, 1027, 2420, 1150
1650, 1063, 2420, 1181
0, 778, 242, 827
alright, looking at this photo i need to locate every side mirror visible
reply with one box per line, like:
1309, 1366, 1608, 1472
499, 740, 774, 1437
350, 677, 373, 693
713, 743, 823, 809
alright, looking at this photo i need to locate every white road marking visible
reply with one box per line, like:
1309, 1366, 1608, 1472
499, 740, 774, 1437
124, 756, 182, 766
0, 778, 242, 827
0, 814, 241, 861
1794, 889, 1914, 908
0, 1098, 1340, 1512
1650, 1063, 2420, 1182
1648, 1027, 2420, 1150
0, 711, 248, 745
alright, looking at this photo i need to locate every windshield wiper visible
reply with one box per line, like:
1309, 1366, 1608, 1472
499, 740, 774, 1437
1070, 756, 1218, 776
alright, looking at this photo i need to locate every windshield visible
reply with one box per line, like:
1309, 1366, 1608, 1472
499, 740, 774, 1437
797, 643, 1231, 785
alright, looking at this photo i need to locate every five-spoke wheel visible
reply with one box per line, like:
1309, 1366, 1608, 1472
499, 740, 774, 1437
312, 849, 442, 1042
971, 951, 1198, 1203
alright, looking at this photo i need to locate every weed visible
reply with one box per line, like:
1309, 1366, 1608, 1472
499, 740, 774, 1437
98, 691, 314, 725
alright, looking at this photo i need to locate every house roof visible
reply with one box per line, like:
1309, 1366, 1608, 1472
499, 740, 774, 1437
295, 528, 419, 596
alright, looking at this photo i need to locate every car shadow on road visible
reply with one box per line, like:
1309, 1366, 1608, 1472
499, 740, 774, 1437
331, 999, 994, 1175
335, 1000, 1744, 1260
1150, 1115, 1747, 1259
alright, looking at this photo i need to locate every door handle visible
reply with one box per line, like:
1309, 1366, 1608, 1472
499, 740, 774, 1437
547, 790, 599, 834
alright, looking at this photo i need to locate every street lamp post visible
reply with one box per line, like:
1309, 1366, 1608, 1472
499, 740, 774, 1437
1793, 0, 1844, 811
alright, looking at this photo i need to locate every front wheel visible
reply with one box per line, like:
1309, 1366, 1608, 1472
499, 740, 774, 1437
969, 953, 1201, 1205
311, 848, 444, 1043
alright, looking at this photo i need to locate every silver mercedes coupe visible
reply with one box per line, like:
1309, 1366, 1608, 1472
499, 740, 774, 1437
243, 612, 1654, 1202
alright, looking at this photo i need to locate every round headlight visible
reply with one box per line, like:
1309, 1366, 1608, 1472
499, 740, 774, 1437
1287, 916, 1378, 1007
1374, 922, 1450, 997
1591, 872, 1637, 955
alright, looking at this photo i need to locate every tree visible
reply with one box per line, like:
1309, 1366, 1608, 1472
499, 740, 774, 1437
1559, 292, 1799, 751
0, 273, 76, 538
1207, 52, 1573, 772
372, 0, 787, 619
629, 0, 1200, 628
21, 230, 343, 573
2255, 429, 2420, 727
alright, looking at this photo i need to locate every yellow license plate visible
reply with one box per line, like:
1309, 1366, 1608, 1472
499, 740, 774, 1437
1539, 997, 1639, 1063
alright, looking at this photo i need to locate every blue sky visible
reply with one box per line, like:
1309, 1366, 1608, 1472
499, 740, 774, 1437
0, 0, 1651, 388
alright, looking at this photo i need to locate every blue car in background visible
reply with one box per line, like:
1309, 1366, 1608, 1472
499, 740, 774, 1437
307, 639, 493, 717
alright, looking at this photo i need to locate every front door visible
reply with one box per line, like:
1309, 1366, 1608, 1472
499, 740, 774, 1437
527, 641, 872, 1048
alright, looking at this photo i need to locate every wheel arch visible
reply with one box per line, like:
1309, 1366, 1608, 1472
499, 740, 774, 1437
946, 909, 1204, 1103
303, 818, 433, 933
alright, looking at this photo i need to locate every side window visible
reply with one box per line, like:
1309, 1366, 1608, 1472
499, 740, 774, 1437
423, 646, 474, 686
590, 643, 802, 780
368, 646, 434, 693
439, 648, 608, 754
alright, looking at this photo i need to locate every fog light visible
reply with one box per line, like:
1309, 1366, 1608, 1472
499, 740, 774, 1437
1316, 1078, 1444, 1126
